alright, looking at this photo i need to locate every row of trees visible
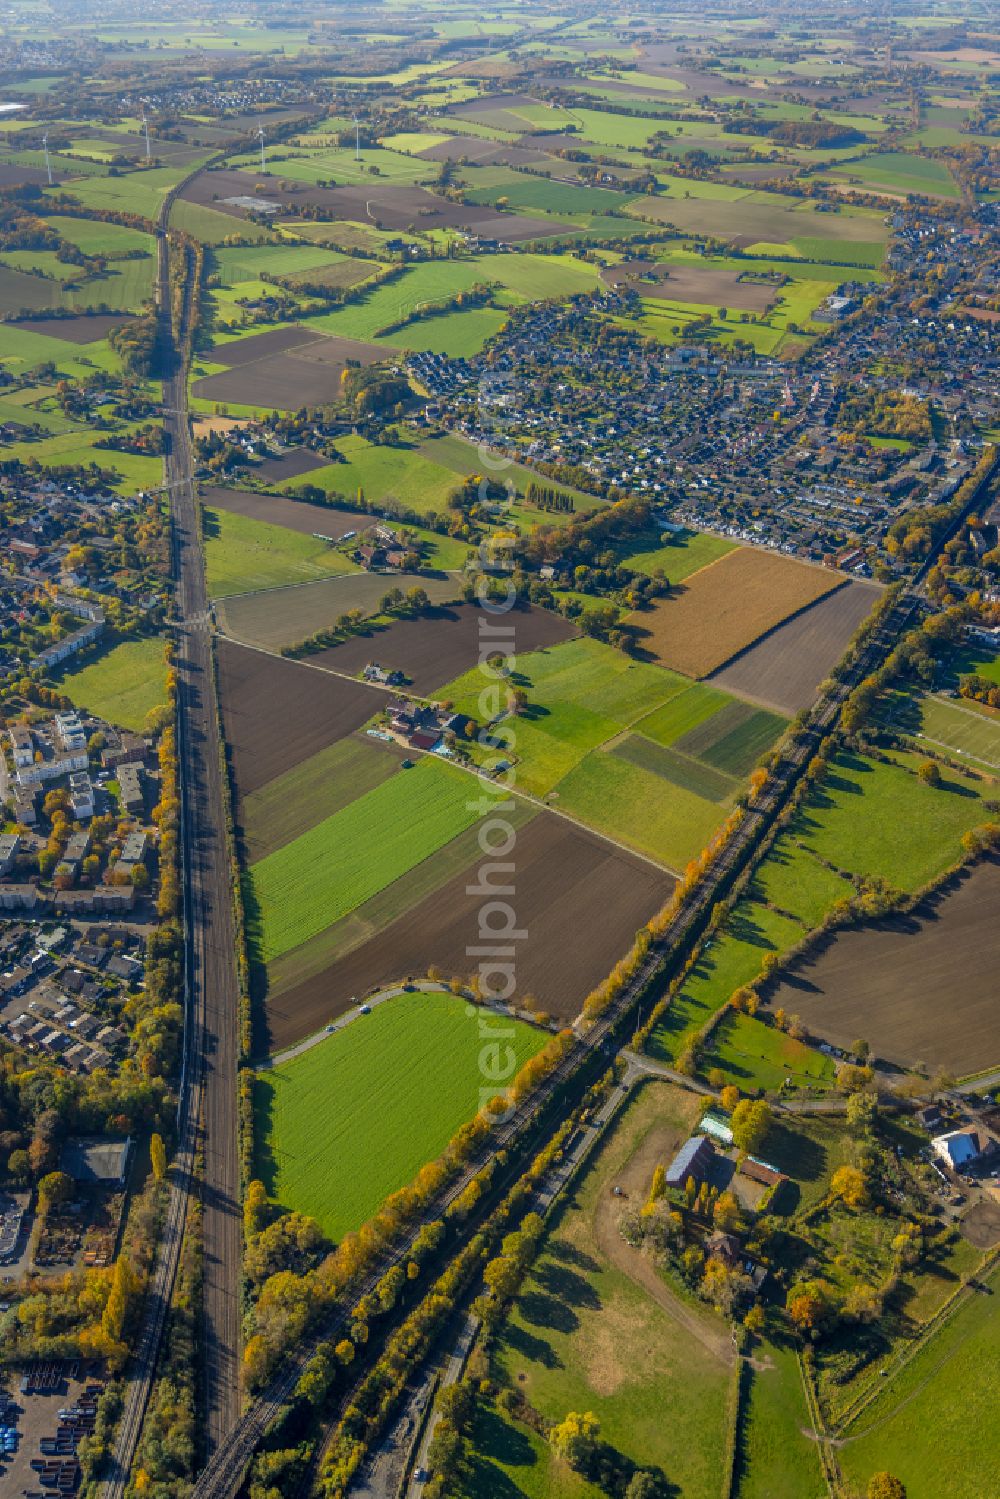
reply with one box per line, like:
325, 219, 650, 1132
241, 1029, 576, 1389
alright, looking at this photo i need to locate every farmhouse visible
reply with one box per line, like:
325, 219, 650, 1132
932, 1129, 988, 1171
664, 1134, 715, 1190
363, 662, 405, 686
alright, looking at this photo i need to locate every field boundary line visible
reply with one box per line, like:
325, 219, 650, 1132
700, 574, 851, 683
220, 634, 685, 877
720, 1347, 747, 1498
212, 567, 464, 605
929, 691, 1000, 729
797, 1353, 840, 1496
835, 1249, 1000, 1439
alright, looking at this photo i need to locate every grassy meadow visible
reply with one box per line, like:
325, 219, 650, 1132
55, 637, 168, 732
254, 991, 547, 1240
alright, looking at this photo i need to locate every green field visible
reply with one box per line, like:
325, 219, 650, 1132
829, 150, 959, 198
171, 198, 279, 243
483, 1079, 732, 1499
440, 636, 689, 797
383, 305, 507, 357
455, 1404, 600, 1499
648, 901, 807, 1064
242, 734, 400, 861
286, 433, 468, 518
704, 1011, 836, 1093
464, 176, 633, 216
308, 260, 497, 342
880, 689, 1000, 773
838, 1261, 1000, 1499
638, 684, 734, 747
475, 250, 601, 301
610, 733, 738, 803
617, 526, 737, 581
674, 700, 788, 778
212, 242, 353, 285
44, 214, 155, 256
0, 421, 163, 490
439, 636, 777, 869
554, 747, 729, 870
246, 757, 478, 963
201, 506, 359, 597
736, 1346, 826, 1499
254, 991, 547, 1239
413, 430, 601, 518
792, 749, 993, 890
749, 836, 854, 928
55, 637, 168, 732
264, 801, 538, 1007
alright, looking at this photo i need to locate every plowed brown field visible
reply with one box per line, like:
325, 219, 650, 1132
768, 858, 1000, 1075
309, 600, 578, 695
628, 547, 843, 678
709, 578, 882, 713
216, 637, 380, 797
261, 812, 673, 1051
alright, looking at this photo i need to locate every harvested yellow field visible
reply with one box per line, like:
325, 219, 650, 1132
628, 546, 844, 678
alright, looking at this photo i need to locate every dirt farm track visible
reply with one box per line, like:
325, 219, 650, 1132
768, 857, 1000, 1076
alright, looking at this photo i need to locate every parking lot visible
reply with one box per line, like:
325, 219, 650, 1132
0, 1362, 103, 1498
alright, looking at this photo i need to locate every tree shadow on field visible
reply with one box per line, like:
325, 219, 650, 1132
727, 904, 783, 950
473, 1404, 537, 1471
765, 1120, 827, 1186
501, 1321, 563, 1370
517, 1289, 579, 1334
937, 774, 979, 798
532, 1260, 601, 1310
252, 1075, 279, 1198
202, 508, 222, 541
547, 1238, 600, 1274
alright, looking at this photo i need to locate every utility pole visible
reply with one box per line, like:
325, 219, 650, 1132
42, 133, 52, 186
258, 126, 266, 174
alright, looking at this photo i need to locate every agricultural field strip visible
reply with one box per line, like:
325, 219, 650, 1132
246, 756, 481, 963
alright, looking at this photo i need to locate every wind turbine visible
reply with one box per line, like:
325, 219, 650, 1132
142, 113, 151, 160
258, 126, 266, 174
42, 133, 53, 185
353, 114, 361, 162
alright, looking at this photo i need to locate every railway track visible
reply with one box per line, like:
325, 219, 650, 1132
101, 184, 241, 1496
189, 588, 918, 1499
